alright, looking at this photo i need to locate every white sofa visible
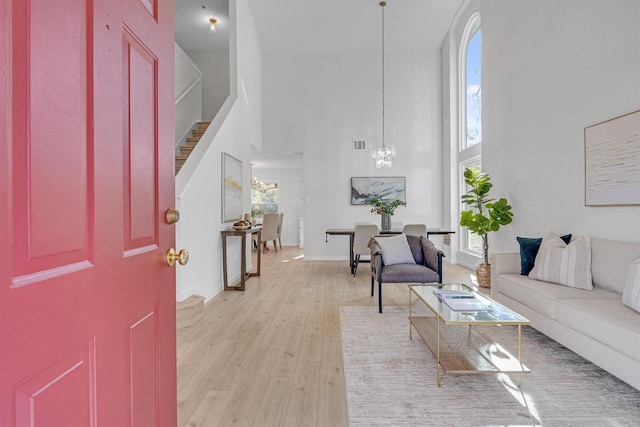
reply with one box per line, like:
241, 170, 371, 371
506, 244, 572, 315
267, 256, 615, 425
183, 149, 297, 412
491, 237, 640, 391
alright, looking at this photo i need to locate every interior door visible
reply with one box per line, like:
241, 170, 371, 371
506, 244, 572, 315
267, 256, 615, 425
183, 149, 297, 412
0, 0, 177, 425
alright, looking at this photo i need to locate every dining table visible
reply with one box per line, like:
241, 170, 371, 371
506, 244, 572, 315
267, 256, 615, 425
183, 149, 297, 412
325, 227, 455, 274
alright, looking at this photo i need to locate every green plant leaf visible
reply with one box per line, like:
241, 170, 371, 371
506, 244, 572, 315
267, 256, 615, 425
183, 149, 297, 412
459, 168, 514, 259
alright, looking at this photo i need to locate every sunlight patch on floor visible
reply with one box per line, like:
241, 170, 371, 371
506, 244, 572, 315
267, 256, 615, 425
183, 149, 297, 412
498, 373, 542, 426
281, 254, 304, 263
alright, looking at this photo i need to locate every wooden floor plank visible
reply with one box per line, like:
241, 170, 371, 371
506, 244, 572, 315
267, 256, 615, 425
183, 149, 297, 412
283, 361, 321, 426
177, 246, 475, 426
184, 391, 234, 427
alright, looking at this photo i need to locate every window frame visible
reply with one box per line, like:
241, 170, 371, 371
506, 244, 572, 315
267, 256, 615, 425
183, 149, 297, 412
457, 13, 482, 258
251, 181, 279, 218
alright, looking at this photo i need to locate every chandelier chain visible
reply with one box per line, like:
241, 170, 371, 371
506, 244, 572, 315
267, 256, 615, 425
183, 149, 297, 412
372, 1, 394, 168
381, 1, 385, 148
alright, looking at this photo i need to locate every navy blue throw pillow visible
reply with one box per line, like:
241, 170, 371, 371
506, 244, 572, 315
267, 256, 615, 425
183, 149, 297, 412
517, 234, 572, 275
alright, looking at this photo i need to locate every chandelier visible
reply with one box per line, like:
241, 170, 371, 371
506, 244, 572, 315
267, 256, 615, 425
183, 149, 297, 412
372, 1, 395, 168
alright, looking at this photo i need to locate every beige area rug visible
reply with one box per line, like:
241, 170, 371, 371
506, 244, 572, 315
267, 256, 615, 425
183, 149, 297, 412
340, 306, 640, 426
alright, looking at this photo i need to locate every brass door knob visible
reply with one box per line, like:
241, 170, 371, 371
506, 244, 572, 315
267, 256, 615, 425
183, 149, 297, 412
167, 248, 189, 266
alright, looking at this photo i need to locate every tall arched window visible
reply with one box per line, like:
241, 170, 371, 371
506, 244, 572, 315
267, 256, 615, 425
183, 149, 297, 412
458, 14, 482, 256
465, 24, 481, 149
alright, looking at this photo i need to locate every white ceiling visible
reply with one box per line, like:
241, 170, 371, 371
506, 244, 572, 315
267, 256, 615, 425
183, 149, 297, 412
245, 0, 465, 53
175, 0, 465, 53
251, 150, 303, 170
175, 0, 466, 168
175, 0, 230, 52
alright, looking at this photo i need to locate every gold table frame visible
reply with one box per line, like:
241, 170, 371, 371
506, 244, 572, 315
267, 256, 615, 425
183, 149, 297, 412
408, 283, 530, 387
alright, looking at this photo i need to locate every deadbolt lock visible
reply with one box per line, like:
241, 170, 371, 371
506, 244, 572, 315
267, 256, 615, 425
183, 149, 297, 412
166, 208, 180, 224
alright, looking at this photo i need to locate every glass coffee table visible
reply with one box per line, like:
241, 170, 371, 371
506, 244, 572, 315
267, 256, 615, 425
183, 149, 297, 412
408, 283, 530, 387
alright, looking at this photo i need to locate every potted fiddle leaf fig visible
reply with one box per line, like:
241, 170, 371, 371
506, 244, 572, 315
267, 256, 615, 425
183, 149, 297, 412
460, 167, 513, 287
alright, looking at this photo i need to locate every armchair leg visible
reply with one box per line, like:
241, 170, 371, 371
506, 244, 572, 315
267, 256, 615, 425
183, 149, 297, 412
371, 276, 374, 297
353, 254, 360, 276
378, 281, 383, 313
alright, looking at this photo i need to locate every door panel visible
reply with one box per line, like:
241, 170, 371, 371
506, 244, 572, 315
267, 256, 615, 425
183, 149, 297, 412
127, 304, 159, 427
11, 0, 92, 279
123, 30, 158, 252
1, 0, 176, 425
14, 343, 96, 427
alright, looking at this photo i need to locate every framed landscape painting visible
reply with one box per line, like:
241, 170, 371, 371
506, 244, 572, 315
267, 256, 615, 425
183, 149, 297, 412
222, 152, 242, 222
584, 110, 640, 206
351, 176, 406, 205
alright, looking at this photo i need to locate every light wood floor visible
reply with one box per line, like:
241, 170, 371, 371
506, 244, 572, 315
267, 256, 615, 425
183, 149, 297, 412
177, 246, 477, 427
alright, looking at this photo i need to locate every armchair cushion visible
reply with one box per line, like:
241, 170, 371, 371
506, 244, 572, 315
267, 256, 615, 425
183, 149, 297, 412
380, 263, 441, 283
375, 234, 416, 265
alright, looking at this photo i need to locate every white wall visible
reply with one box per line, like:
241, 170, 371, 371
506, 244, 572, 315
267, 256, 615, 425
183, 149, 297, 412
262, 51, 445, 260
251, 167, 304, 246
175, 43, 202, 99
175, 0, 262, 302
186, 50, 230, 121
481, 0, 640, 253
174, 43, 202, 149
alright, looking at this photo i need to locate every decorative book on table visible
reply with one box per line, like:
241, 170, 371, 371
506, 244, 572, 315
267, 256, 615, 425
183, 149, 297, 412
433, 288, 489, 311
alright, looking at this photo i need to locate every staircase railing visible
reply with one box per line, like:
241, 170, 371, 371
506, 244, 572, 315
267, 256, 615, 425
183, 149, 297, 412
174, 44, 203, 154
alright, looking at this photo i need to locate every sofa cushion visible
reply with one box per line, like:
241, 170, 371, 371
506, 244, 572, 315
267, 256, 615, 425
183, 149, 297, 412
555, 298, 640, 363
495, 273, 618, 319
591, 238, 640, 294
376, 234, 416, 266
517, 233, 572, 275
622, 258, 640, 313
529, 232, 592, 290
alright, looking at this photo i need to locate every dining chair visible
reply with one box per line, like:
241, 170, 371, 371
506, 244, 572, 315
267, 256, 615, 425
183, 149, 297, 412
276, 212, 284, 250
261, 213, 279, 253
353, 224, 379, 276
402, 224, 427, 236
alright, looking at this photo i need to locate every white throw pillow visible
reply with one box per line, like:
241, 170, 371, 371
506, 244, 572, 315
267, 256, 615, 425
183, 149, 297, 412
622, 258, 640, 313
529, 231, 593, 290
376, 234, 416, 266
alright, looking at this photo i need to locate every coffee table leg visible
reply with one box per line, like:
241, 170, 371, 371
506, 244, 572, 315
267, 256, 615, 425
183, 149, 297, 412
409, 287, 413, 340
518, 324, 523, 387
437, 319, 441, 387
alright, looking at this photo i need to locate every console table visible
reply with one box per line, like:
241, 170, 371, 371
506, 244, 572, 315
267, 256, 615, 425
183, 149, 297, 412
325, 227, 455, 274
221, 227, 261, 291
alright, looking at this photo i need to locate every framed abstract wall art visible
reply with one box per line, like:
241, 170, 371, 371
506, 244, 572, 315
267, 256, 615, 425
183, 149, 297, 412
584, 110, 640, 206
222, 152, 243, 222
351, 176, 406, 205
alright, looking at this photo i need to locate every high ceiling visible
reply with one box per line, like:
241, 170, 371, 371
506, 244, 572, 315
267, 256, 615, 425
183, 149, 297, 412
175, 0, 466, 53
175, 0, 230, 52
175, 0, 466, 169
245, 0, 465, 53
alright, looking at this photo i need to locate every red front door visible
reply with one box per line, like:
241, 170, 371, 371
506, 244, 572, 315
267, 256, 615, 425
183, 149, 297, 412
0, 0, 177, 425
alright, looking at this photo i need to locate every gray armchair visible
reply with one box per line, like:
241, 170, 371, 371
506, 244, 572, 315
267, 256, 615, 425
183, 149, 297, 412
369, 234, 444, 313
